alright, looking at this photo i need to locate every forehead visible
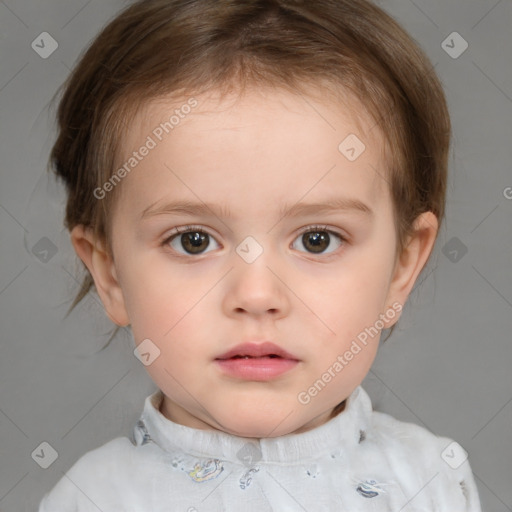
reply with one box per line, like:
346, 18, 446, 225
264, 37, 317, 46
111, 85, 390, 222
124, 84, 381, 150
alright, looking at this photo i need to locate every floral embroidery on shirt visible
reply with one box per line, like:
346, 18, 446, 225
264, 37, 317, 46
188, 459, 224, 482
239, 467, 260, 489
356, 479, 385, 498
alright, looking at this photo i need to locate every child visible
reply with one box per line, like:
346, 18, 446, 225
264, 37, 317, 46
39, 0, 482, 510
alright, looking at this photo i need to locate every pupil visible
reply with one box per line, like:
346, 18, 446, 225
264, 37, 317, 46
304, 231, 329, 253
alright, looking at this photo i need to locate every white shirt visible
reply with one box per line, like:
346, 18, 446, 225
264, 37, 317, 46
39, 386, 482, 511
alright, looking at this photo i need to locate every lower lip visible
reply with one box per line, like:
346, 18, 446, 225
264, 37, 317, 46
215, 356, 299, 380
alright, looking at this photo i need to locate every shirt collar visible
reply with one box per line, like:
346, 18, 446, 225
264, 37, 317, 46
135, 385, 372, 464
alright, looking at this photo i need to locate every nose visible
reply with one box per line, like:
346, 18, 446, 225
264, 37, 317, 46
222, 246, 290, 320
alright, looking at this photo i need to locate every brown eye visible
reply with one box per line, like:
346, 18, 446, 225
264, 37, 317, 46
179, 231, 209, 254
302, 230, 330, 253
164, 227, 220, 255
292, 226, 344, 255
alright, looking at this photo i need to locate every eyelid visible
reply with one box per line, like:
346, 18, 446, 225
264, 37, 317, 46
174, 224, 210, 235
161, 224, 214, 245
295, 224, 348, 240
162, 224, 348, 242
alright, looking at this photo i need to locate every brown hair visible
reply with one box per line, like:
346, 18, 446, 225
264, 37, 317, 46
49, 0, 450, 346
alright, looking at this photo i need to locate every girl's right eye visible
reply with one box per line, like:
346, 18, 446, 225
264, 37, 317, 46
162, 225, 220, 256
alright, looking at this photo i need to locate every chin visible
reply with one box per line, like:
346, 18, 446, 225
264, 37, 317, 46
226, 423, 288, 439
213, 411, 301, 439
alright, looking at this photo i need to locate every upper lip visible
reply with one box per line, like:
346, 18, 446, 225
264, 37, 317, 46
215, 342, 299, 360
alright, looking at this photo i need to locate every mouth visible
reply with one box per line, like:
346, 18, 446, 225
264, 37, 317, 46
215, 341, 299, 361
214, 342, 299, 380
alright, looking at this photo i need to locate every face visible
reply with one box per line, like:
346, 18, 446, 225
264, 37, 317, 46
82, 86, 429, 438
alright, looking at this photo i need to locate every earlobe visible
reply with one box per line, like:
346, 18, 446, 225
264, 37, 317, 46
384, 212, 439, 321
70, 225, 130, 326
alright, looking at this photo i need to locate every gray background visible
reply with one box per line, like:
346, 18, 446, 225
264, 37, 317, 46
0, 0, 511, 510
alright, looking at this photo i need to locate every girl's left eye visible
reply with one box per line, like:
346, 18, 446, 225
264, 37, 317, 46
292, 225, 346, 255
162, 225, 346, 257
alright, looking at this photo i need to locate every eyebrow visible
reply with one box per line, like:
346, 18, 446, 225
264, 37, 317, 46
140, 197, 373, 221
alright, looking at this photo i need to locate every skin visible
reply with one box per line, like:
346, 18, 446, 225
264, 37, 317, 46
71, 86, 438, 439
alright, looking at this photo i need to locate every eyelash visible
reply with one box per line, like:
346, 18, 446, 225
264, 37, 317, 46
161, 224, 347, 257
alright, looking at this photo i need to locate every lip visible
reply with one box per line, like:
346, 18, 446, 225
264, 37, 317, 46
214, 342, 300, 381
215, 342, 299, 361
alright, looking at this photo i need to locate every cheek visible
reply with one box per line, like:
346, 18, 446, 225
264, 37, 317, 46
314, 267, 388, 385
116, 254, 193, 340
118, 257, 225, 364
315, 255, 393, 337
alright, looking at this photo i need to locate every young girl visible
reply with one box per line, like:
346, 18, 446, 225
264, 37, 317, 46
39, 0, 482, 510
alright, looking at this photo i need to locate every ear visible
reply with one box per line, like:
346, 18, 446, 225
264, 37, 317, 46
384, 212, 439, 326
70, 225, 130, 326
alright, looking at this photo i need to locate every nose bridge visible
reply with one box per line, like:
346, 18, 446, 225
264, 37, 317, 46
225, 232, 288, 315
235, 234, 267, 266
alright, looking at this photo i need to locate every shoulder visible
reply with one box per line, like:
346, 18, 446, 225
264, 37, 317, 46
39, 436, 157, 511
364, 409, 482, 511
63, 436, 142, 480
